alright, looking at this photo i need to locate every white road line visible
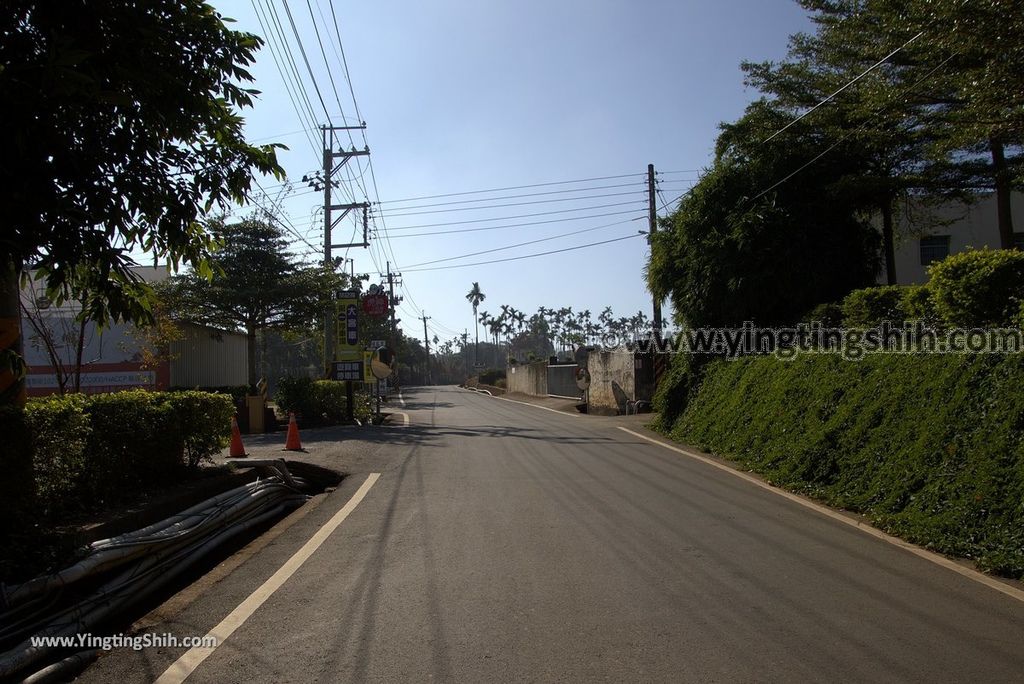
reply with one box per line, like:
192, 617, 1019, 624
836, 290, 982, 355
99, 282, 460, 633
490, 394, 579, 418
618, 427, 1024, 605
398, 391, 406, 407
395, 411, 409, 426
155, 473, 382, 683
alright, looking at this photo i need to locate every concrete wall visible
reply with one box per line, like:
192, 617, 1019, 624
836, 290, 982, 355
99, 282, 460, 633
586, 351, 636, 416
506, 361, 547, 396
882, 192, 1024, 285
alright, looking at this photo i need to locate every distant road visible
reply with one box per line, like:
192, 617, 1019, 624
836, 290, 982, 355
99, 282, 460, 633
82, 385, 1024, 683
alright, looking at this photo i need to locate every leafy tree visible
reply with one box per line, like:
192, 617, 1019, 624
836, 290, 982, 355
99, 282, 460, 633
0, 0, 283, 402
778, 1, 1023, 249
648, 104, 880, 328
465, 282, 486, 365
160, 218, 342, 386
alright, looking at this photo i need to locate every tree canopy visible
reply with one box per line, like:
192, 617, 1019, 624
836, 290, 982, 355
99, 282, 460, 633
649, 0, 1023, 327
0, 0, 284, 325
160, 217, 343, 386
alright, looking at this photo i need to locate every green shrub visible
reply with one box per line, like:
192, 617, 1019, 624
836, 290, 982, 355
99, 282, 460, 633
0, 405, 36, 529
841, 285, 908, 327
928, 248, 1024, 327
478, 368, 506, 386
804, 301, 843, 327
652, 353, 708, 431
166, 391, 234, 468
275, 376, 318, 422
17, 390, 233, 518
170, 385, 250, 404
275, 376, 372, 425
667, 353, 1024, 578
82, 390, 183, 504
901, 284, 940, 327
313, 380, 348, 424
24, 394, 91, 515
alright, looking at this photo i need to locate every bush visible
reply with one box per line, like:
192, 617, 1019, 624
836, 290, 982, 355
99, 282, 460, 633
313, 380, 348, 424
0, 405, 36, 530
928, 248, 1024, 327
170, 384, 250, 404
841, 285, 908, 327
275, 376, 372, 425
275, 376, 318, 422
901, 284, 940, 327
666, 353, 1024, 578
804, 301, 843, 327
24, 394, 91, 515
22, 390, 233, 516
652, 353, 708, 431
478, 368, 506, 386
166, 391, 234, 468
82, 390, 183, 504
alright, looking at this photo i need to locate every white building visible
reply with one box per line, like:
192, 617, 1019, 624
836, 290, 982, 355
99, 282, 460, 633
884, 192, 1024, 285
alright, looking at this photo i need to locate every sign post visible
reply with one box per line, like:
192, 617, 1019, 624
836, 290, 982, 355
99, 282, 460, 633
334, 290, 360, 421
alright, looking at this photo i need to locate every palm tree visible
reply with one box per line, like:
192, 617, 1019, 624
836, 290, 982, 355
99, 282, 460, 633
465, 282, 485, 367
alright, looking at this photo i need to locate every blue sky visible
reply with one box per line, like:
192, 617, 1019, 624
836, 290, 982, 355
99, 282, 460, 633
209, 0, 813, 346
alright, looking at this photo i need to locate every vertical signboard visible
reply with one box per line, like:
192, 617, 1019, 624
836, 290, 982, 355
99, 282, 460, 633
335, 290, 360, 358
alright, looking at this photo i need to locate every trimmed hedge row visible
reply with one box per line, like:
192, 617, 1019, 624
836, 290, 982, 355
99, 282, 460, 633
4, 390, 234, 517
275, 377, 373, 425
663, 353, 1024, 577
817, 249, 1024, 329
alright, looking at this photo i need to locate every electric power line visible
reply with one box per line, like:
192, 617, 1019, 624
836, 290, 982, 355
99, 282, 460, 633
760, 30, 925, 145
402, 216, 642, 268
379, 208, 643, 239
402, 233, 645, 273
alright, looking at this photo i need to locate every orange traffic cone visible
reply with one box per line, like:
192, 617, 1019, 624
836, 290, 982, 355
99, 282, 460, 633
229, 415, 247, 458
284, 412, 304, 451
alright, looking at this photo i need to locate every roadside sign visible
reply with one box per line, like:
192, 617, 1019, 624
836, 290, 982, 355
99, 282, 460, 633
345, 304, 359, 345
361, 293, 389, 317
332, 360, 363, 382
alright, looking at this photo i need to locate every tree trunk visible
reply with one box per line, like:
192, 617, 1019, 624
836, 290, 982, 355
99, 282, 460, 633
473, 306, 479, 368
991, 137, 1016, 249
73, 311, 87, 393
880, 200, 898, 285
246, 326, 258, 389
0, 258, 27, 406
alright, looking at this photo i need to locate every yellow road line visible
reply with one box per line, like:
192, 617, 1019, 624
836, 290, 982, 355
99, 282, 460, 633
155, 473, 381, 683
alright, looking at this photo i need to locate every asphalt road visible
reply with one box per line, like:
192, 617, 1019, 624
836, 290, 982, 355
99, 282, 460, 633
79, 385, 1024, 683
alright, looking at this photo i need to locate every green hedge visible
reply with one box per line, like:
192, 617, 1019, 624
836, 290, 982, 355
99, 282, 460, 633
478, 368, 506, 386
829, 249, 1024, 331
23, 390, 233, 516
275, 376, 373, 425
0, 405, 36, 532
928, 248, 1024, 327
663, 354, 1024, 577
841, 285, 907, 327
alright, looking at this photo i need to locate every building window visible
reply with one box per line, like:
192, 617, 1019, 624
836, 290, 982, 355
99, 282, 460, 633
1014, 232, 1024, 250
919, 235, 950, 266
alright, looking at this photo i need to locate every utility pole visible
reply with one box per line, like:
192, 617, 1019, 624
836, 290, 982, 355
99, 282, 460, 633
421, 311, 432, 385
647, 163, 662, 340
308, 123, 370, 378
386, 261, 402, 390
